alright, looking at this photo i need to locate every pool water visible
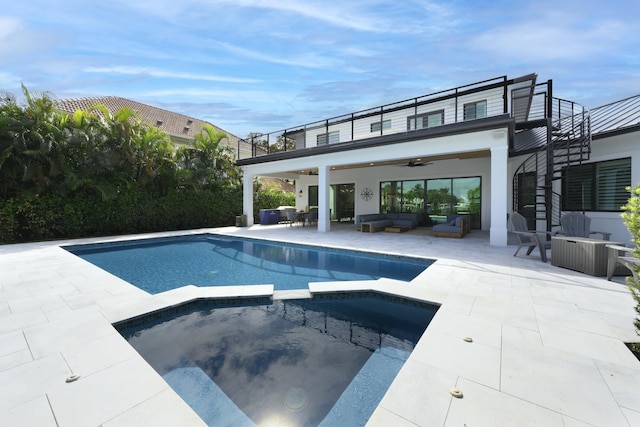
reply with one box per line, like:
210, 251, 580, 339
115, 293, 438, 427
66, 234, 432, 292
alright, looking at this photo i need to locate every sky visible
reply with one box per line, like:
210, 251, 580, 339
2, 0, 639, 138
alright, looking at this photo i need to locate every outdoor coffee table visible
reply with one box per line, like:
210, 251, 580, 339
384, 226, 410, 233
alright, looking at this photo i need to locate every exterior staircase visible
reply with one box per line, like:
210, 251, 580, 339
512, 96, 591, 233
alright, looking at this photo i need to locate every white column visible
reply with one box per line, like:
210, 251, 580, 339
490, 144, 508, 246
317, 165, 330, 232
242, 170, 254, 226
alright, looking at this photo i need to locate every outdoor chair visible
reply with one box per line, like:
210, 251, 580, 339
559, 212, 611, 240
606, 244, 640, 281
510, 212, 551, 262
305, 208, 318, 226
285, 210, 300, 227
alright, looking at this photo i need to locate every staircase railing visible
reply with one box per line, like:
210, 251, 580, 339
512, 97, 591, 232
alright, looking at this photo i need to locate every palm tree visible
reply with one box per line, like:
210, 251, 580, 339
0, 94, 25, 198
178, 124, 240, 191
133, 126, 176, 194
0, 86, 67, 196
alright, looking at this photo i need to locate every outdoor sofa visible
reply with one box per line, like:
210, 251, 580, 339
355, 213, 419, 232
432, 214, 471, 238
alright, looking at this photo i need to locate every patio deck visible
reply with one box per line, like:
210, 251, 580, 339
1, 224, 639, 426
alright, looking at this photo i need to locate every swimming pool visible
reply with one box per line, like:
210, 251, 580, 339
66, 234, 432, 292
115, 292, 438, 427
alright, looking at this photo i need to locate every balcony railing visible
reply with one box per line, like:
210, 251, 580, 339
237, 74, 548, 160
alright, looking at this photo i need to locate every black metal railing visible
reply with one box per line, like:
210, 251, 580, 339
236, 75, 519, 159
512, 93, 591, 232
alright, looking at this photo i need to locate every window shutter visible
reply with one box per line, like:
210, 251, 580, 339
562, 158, 631, 211
476, 101, 487, 118
596, 158, 631, 211
463, 104, 475, 121
563, 165, 593, 210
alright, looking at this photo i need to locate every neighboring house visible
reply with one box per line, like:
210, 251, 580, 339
55, 96, 252, 158
260, 177, 296, 193
236, 74, 640, 247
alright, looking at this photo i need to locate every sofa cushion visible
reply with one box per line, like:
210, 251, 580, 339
357, 212, 419, 228
393, 213, 419, 226
356, 214, 384, 225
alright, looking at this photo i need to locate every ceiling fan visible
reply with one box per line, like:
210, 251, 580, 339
400, 159, 433, 167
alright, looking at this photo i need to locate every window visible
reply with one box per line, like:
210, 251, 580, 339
562, 158, 631, 211
463, 100, 487, 120
407, 110, 444, 131
380, 176, 481, 228
317, 131, 339, 145
371, 120, 391, 133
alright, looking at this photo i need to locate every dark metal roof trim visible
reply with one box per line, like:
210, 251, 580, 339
237, 115, 514, 166
591, 93, 640, 139
592, 124, 640, 140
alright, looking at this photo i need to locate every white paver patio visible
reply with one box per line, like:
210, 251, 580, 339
0, 223, 639, 426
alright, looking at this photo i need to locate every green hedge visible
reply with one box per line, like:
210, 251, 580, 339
0, 188, 243, 244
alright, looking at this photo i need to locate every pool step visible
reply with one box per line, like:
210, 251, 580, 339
319, 345, 410, 426
163, 362, 254, 427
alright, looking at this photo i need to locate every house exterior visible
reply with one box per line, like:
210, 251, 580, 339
236, 74, 640, 247
55, 96, 252, 158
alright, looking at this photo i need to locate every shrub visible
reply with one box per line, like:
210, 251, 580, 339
0, 187, 243, 243
621, 184, 640, 332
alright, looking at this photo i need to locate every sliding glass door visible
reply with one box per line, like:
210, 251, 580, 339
308, 183, 355, 222
381, 177, 481, 228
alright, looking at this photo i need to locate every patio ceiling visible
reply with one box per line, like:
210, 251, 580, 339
286, 149, 491, 175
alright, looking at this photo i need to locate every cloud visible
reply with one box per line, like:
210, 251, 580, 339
471, 21, 629, 62
4, 0, 640, 137
0, 16, 63, 59
0, 16, 22, 40
210, 0, 395, 33
156, 100, 294, 137
82, 66, 260, 84
208, 40, 342, 70
196, 0, 458, 36
0, 71, 21, 87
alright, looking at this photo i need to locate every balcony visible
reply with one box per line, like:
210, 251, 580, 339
236, 73, 554, 161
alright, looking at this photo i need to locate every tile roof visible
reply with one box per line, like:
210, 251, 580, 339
590, 93, 640, 138
55, 96, 239, 145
